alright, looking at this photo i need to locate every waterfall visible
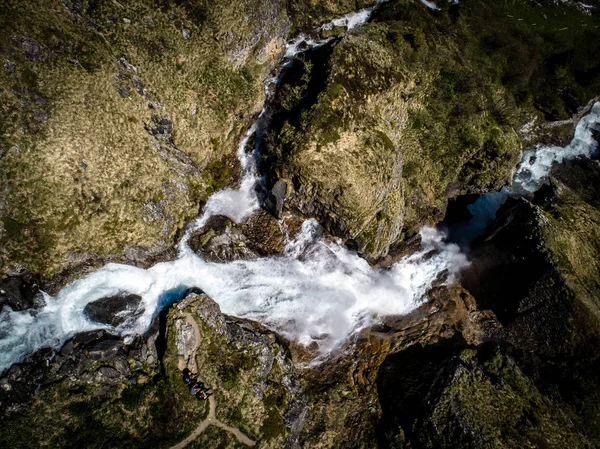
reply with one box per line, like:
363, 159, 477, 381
448, 102, 600, 248
1, 4, 597, 373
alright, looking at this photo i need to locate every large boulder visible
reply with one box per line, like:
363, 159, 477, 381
188, 209, 295, 262
0, 275, 43, 312
83, 293, 143, 327
188, 215, 259, 262
263, 180, 287, 219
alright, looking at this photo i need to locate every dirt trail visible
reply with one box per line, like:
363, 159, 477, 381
170, 313, 256, 449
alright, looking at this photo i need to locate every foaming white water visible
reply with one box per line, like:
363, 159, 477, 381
178, 113, 264, 252
512, 102, 600, 195
418, 0, 440, 10
449, 102, 600, 246
0, 222, 467, 371
0, 1, 399, 372
0, 0, 468, 372
284, 1, 387, 61
321, 8, 373, 31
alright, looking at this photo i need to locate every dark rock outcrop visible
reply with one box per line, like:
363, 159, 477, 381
83, 293, 143, 327
188, 215, 258, 262
189, 210, 294, 262
377, 342, 592, 449
0, 328, 158, 420
264, 180, 287, 219
0, 290, 305, 448
296, 284, 500, 448
450, 158, 600, 447
0, 275, 43, 312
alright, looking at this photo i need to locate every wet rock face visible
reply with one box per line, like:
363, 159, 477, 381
263, 180, 287, 219
0, 275, 43, 312
460, 198, 552, 324
370, 231, 600, 448
240, 208, 295, 256
461, 190, 600, 360
188, 209, 290, 261
83, 292, 143, 327
592, 127, 600, 145
0, 328, 158, 419
188, 215, 258, 262
296, 284, 500, 449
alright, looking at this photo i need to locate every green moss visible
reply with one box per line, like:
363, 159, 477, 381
188, 424, 239, 449
268, 0, 598, 257
199, 61, 257, 121
260, 397, 286, 440
1, 217, 24, 239
424, 346, 593, 448
455, 0, 600, 119
0, 372, 204, 449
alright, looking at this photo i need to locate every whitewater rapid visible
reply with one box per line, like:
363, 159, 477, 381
449, 101, 600, 248
0, 4, 599, 372
0, 221, 469, 370
1, 1, 413, 372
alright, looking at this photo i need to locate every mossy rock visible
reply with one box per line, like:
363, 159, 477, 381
165, 292, 304, 447
0, 292, 305, 448
0, 328, 205, 449
266, 0, 600, 260
459, 158, 600, 447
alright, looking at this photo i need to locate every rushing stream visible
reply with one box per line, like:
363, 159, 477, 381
0, 3, 599, 372
448, 102, 600, 248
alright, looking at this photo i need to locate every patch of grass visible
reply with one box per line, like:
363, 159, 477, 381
0, 0, 288, 278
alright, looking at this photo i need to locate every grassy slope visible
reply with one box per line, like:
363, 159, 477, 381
0, 0, 287, 277
270, 0, 600, 258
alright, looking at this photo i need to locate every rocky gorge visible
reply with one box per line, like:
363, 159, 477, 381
1, 0, 600, 448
